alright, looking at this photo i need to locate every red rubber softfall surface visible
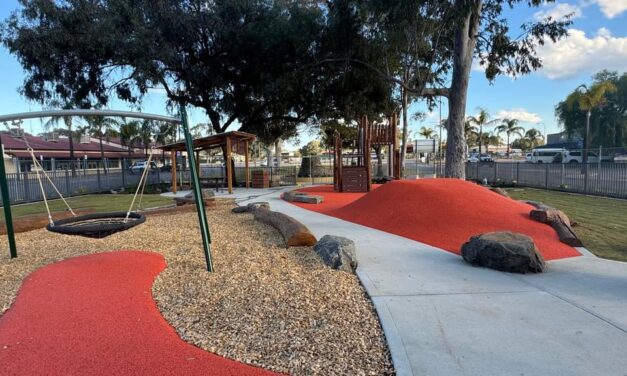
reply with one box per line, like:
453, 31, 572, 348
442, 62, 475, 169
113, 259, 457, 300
0, 251, 279, 376
293, 179, 580, 260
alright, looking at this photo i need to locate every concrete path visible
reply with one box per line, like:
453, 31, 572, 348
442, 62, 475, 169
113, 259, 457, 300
234, 187, 627, 376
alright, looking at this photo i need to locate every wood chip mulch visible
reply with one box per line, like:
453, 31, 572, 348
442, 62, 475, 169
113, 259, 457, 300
0, 201, 394, 375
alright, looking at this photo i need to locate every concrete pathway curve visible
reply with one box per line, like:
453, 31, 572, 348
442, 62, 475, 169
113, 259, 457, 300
236, 187, 627, 376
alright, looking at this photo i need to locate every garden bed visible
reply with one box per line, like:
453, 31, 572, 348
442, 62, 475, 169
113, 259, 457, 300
0, 202, 392, 375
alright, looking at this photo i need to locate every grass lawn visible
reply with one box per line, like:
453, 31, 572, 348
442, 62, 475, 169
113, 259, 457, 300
7, 194, 174, 219
506, 188, 627, 262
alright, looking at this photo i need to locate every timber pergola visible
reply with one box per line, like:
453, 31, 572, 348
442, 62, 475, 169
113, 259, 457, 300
160, 131, 256, 194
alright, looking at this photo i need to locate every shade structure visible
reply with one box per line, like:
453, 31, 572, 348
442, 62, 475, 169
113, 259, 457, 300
159, 131, 256, 194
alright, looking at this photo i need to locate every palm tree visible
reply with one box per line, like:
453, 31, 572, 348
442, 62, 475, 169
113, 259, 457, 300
119, 121, 141, 168
419, 126, 435, 139
464, 120, 478, 154
566, 81, 617, 164
524, 128, 544, 149
496, 118, 525, 156
154, 122, 177, 162
139, 120, 154, 157
480, 133, 501, 153
83, 115, 119, 173
43, 100, 77, 175
468, 108, 500, 156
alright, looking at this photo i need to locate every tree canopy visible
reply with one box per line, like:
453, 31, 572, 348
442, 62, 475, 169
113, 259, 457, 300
556, 71, 626, 149
1, 0, 574, 176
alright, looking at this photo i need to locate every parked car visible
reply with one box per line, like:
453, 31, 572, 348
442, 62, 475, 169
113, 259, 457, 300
614, 153, 627, 163
129, 160, 157, 174
468, 153, 493, 163
159, 163, 183, 172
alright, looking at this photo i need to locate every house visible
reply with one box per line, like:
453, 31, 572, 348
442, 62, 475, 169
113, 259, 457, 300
0, 130, 148, 174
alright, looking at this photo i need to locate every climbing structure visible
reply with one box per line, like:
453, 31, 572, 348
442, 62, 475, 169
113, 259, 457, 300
333, 114, 400, 192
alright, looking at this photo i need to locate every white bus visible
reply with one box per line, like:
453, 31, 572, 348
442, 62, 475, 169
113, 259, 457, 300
528, 148, 565, 163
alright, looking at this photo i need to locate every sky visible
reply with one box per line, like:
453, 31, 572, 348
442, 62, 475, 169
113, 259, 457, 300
0, 1, 626, 151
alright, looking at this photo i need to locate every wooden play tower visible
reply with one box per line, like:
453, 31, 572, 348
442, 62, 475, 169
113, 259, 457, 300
333, 114, 400, 192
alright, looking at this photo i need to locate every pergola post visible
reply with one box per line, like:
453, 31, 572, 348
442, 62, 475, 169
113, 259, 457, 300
171, 150, 177, 193
226, 136, 233, 194
245, 141, 250, 189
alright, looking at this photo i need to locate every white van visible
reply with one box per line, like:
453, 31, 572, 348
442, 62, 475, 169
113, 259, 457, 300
562, 150, 599, 163
529, 148, 565, 163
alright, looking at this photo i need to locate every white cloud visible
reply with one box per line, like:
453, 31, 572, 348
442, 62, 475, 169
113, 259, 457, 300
591, 0, 627, 18
496, 109, 542, 123
534, 3, 583, 20
536, 28, 627, 79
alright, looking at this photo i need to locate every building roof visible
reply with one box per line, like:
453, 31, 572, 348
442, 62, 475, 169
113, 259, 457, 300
159, 131, 256, 152
0, 132, 146, 159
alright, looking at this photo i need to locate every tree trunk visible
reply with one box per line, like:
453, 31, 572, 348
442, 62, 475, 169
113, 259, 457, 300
265, 145, 273, 167
275, 139, 282, 168
445, 0, 483, 179
506, 133, 510, 156
583, 110, 591, 164
400, 86, 409, 178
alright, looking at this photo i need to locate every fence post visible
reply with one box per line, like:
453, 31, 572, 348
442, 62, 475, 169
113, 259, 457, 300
122, 158, 127, 188
516, 162, 520, 183
309, 156, 313, 185
545, 163, 549, 190
584, 163, 589, 194
65, 168, 70, 195
22, 171, 30, 203
560, 163, 565, 186
97, 161, 102, 192
494, 162, 498, 183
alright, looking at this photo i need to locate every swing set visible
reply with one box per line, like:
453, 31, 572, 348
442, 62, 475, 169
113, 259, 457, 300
0, 106, 215, 271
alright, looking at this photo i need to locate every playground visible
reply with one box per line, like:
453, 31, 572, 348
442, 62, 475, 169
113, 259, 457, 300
0, 201, 393, 375
1, 110, 626, 376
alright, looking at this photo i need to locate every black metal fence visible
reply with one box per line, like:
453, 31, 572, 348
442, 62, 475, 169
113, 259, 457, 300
1, 163, 300, 205
465, 162, 627, 199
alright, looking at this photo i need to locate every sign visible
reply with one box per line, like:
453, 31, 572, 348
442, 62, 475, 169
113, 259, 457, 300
414, 139, 437, 153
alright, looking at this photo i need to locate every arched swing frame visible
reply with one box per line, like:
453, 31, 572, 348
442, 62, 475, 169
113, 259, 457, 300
0, 107, 214, 272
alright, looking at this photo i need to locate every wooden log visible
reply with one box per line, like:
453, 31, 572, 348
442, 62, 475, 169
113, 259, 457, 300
527, 201, 582, 247
551, 222, 583, 247
490, 187, 510, 198
253, 207, 317, 247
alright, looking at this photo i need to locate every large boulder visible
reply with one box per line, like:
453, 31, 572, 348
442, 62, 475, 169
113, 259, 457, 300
461, 232, 546, 274
313, 235, 358, 273
283, 190, 324, 204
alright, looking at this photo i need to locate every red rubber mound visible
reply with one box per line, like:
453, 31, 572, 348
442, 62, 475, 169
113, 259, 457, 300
0, 251, 278, 376
293, 179, 580, 260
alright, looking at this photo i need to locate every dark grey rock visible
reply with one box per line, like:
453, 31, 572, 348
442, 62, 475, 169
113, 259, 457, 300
314, 235, 358, 273
231, 201, 270, 213
231, 206, 249, 213
461, 232, 546, 273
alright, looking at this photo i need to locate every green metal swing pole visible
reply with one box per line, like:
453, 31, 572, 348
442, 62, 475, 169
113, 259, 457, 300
0, 138, 17, 258
179, 104, 214, 272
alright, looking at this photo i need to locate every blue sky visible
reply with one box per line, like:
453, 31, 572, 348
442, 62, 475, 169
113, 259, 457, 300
1, 1, 625, 150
